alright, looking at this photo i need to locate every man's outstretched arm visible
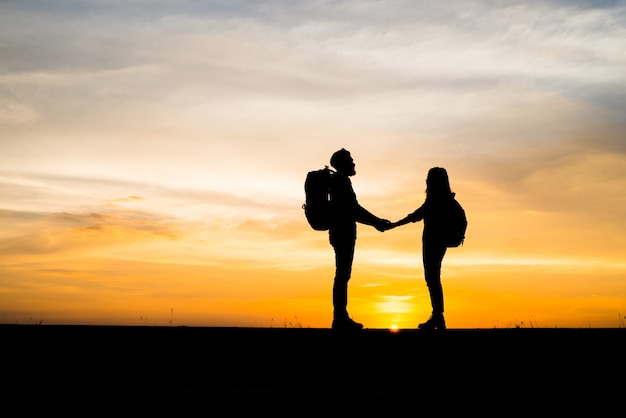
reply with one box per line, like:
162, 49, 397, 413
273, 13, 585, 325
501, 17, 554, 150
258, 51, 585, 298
355, 205, 390, 231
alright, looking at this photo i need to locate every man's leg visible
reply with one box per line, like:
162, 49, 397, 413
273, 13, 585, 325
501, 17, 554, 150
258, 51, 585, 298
332, 242, 354, 320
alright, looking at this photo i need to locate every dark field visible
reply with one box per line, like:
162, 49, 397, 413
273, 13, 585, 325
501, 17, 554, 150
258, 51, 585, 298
2, 325, 624, 414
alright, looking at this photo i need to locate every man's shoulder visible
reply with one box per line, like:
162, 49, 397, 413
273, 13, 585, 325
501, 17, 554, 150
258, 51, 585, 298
331, 174, 351, 188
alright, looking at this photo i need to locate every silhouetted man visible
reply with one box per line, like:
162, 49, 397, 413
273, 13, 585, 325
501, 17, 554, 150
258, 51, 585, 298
328, 148, 390, 330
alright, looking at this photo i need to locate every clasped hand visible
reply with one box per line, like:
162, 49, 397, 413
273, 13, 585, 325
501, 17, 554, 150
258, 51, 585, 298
376, 219, 398, 232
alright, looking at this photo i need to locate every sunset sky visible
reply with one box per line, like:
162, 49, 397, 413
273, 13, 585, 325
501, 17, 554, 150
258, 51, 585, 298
1, 0, 625, 329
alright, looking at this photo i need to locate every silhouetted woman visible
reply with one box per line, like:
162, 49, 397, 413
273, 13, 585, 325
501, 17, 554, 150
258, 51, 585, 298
389, 167, 456, 330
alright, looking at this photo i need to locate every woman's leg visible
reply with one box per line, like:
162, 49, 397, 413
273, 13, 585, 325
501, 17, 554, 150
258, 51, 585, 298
420, 241, 447, 329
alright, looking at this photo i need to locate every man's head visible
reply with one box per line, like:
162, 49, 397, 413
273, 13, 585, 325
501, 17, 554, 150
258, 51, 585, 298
330, 148, 356, 176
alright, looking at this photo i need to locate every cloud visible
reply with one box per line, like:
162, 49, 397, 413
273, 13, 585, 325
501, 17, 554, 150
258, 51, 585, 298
4, 1, 624, 94
3, 1, 624, 154
0, 208, 180, 257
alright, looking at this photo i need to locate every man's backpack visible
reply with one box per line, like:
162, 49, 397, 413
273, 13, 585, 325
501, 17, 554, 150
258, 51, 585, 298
303, 166, 335, 231
445, 198, 468, 247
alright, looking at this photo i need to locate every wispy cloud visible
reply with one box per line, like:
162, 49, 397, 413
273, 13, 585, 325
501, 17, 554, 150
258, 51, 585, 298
0, 208, 179, 256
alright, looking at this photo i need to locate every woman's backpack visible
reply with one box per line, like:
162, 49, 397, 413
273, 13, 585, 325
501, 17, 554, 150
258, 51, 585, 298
445, 198, 468, 247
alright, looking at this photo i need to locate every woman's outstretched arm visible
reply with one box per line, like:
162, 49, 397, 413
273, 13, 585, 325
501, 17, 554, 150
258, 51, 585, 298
389, 204, 425, 229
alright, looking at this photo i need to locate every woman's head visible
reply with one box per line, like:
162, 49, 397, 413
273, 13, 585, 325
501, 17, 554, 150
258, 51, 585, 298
426, 167, 452, 198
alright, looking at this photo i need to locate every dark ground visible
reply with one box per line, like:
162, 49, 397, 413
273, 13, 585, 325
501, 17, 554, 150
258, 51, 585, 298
2, 325, 624, 414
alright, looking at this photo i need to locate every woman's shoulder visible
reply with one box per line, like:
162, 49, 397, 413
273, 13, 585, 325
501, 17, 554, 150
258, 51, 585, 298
426, 193, 454, 203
